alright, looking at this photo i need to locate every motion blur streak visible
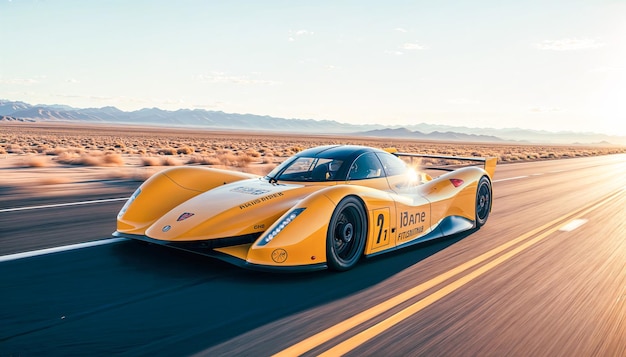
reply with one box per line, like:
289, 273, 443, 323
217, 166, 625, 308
0, 198, 128, 213
275, 189, 624, 357
0, 238, 127, 263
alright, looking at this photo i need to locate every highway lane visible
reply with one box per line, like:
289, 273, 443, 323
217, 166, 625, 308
1, 154, 625, 356
0, 198, 129, 256
0, 180, 137, 256
361, 188, 625, 357
0, 225, 465, 355
307, 191, 626, 357
205, 154, 626, 357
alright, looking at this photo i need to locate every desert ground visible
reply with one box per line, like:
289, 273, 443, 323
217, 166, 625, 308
1, 122, 625, 202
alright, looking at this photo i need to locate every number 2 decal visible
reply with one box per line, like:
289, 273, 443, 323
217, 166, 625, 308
376, 214, 387, 244
372, 208, 390, 250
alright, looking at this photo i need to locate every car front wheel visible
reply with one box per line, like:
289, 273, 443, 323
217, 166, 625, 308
326, 196, 367, 271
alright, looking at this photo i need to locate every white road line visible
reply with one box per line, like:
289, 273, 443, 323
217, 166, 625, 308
0, 238, 128, 263
0, 197, 128, 213
559, 219, 589, 232
493, 176, 528, 183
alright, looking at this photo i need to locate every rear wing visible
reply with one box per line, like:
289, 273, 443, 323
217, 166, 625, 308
384, 148, 497, 179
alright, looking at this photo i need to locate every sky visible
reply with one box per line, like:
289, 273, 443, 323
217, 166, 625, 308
1, 0, 625, 136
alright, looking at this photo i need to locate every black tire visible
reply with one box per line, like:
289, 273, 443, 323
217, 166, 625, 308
475, 176, 492, 227
326, 196, 367, 271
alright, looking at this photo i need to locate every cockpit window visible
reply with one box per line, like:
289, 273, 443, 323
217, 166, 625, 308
348, 153, 384, 180
266, 157, 345, 182
376, 152, 408, 176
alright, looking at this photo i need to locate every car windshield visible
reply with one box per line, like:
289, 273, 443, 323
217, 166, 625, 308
266, 157, 345, 182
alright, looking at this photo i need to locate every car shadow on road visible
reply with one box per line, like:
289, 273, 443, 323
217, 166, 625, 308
109, 230, 474, 354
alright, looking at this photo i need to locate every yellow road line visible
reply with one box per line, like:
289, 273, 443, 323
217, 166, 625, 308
319, 190, 623, 356
273, 189, 623, 357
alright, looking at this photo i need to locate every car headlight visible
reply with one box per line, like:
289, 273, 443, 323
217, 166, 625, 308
117, 188, 141, 218
257, 208, 305, 246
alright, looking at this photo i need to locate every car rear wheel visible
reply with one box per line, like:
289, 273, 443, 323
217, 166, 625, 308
476, 176, 492, 227
327, 196, 367, 271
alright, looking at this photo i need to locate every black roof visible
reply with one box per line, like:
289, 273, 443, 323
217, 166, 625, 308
298, 145, 384, 163
267, 145, 402, 182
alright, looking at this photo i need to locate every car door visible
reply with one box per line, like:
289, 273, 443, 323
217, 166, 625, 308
375, 152, 433, 247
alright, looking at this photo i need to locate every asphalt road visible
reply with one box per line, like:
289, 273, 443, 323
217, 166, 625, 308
1, 154, 625, 356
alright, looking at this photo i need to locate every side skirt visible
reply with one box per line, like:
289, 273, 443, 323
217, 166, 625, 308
365, 216, 475, 259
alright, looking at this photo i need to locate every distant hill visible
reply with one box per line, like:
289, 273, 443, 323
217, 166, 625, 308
0, 100, 382, 133
356, 128, 504, 143
0, 100, 31, 115
398, 123, 625, 146
1, 99, 624, 145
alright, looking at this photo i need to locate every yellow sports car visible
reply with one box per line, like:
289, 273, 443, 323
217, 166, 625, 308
113, 145, 496, 272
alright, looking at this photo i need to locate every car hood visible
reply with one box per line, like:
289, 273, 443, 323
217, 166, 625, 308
145, 178, 324, 242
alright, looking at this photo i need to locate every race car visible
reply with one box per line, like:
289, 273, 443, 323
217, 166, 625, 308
113, 145, 496, 272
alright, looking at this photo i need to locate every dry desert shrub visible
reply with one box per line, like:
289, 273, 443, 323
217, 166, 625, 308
54, 150, 124, 167
113, 141, 126, 149
187, 155, 221, 165
260, 153, 275, 164
140, 156, 182, 166
141, 156, 163, 166
158, 147, 178, 155
49, 147, 63, 155
67, 146, 86, 154
235, 153, 255, 167
176, 146, 194, 155
50, 146, 85, 156
244, 148, 261, 158
217, 152, 238, 166
102, 152, 124, 166
6, 144, 23, 154
34, 144, 50, 153
75, 152, 103, 166
499, 154, 516, 162
214, 151, 256, 167
98, 168, 151, 181
161, 156, 182, 166
56, 151, 79, 165
20, 155, 50, 168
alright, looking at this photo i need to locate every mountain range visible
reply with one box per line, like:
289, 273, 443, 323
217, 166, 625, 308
1, 99, 624, 145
